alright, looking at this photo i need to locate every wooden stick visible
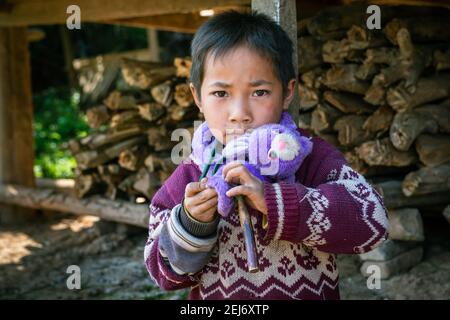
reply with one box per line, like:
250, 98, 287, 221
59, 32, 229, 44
236, 195, 259, 273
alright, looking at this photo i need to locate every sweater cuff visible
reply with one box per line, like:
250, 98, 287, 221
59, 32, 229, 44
262, 182, 301, 242
179, 202, 220, 238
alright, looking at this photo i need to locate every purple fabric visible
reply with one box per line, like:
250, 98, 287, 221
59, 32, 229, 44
191, 112, 313, 217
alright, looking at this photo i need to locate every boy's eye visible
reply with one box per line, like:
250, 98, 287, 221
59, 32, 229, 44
253, 90, 270, 97
212, 91, 228, 98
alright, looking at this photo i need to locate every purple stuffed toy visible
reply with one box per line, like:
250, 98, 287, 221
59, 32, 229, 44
200, 112, 313, 218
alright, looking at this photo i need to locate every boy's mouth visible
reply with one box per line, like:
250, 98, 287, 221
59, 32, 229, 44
224, 128, 251, 143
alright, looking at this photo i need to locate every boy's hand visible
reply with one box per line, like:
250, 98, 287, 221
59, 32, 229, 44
184, 178, 218, 223
222, 161, 268, 215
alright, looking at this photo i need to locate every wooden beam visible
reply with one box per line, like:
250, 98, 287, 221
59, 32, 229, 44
343, 0, 450, 10
0, 0, 250, 26
252, 0, 300, 124
108, 13, 207, 33
0, 184, 149, 228
0, 27, 35, 224
105, 5, 250, 32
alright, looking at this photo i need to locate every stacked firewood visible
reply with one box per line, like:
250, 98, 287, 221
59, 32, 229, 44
70, 55, 200, 202
297, 4, 450, 278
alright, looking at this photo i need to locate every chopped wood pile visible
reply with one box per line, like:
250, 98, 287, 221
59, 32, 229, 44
297, 4, 450, 278
70, 55, 200, 202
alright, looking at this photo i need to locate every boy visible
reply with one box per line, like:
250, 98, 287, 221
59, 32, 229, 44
144, 11, 389, 300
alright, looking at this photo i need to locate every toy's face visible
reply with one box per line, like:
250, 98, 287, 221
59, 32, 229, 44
189, 45, 296, 146
248, 125, 302, 178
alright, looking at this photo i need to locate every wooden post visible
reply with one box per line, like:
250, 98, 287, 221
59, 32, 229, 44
0, 27, 36, 224
252, 0, 300, 124
147, 28, 160, 62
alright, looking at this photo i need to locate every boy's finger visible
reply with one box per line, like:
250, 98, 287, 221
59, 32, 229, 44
226, 185, 252, 198
221, 160, 245, 179
185, 178, 208, 197
190, 187, 217, 205
188, 195, 218, 216
223, 165, 253, 185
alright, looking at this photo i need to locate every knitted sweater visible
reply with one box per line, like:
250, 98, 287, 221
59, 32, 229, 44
144, 128, 389, 300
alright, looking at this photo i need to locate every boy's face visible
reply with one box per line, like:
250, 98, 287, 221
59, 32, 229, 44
190, 45, 296, 145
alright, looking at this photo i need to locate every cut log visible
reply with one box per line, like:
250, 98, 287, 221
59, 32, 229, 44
75, 173, 104, 198
132, 168, 161, 197
121, 58, 175, 90
324, 91, 374, 114
388, 208, 424, 242
306, 4, 367, 40
86, 105, 110, 128
355, 61, 380, 81
147, 126, 175, 151
344, 149, 368, 174
137, 102, 165, 122
415, 134, 450, 167
402, 162, 450, 197
322, 64, 370, 95
301, 67, 324, 89
310, 103, 343, 134
373, 29, 432, 89
98, 166, 130, 200
322, 26, 387, 63
151, 80, 173, 107
360, 246, 423, 280
363, 105, 394, 136
364, 83, 386, 106
298, 111, 312, 130
333, 115, 375, 147
168, 104, 198, 122
299, 84, 319, 110
415, 98, 450, 133
386, 74, 450, 112
384, 16, 450, 45
389, 109, 438, 151
373, 180, 450, 209
81, 127, 146, 150
117, 173, 139, 195
365, 47, 399, 65
434, 49, 450, 71
0, 183, 148, 228
144, 154, 176, 173
356, 138, 418, 167
110, 110, 143, 129
75, 136, 145, 170
174, 83, 194, 107
174, 57, 192, 78
75, 56, 120, 107
103, 90, 137, 110
298, 36, 323, 72
118, 145, 149, 171
359, 239, 419, 261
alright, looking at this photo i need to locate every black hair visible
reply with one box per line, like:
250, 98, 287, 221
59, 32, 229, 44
190, 10, 295, 99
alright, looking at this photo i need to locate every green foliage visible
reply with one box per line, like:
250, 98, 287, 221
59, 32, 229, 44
33, 87, 89, 178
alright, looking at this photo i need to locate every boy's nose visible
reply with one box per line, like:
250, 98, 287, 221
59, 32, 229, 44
228, 100, 252, 126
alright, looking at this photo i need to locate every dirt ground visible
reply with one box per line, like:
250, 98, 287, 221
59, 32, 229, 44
1, 212, 449, 300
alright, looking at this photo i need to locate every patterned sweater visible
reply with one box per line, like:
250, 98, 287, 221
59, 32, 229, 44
144, 128, 389, 300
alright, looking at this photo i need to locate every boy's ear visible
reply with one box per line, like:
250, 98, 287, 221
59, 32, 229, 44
282, 79, 297, 111
189, 83, 203, 113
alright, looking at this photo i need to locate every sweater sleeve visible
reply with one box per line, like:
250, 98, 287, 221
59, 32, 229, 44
143, 163, 198, 291
143, 162, 219, 291
260, 140, 389, 254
